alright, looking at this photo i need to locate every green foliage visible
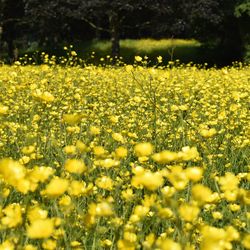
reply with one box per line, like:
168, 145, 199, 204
235, 0, 250, 17
243, 44, 250, 62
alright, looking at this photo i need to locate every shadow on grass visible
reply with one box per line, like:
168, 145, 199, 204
5, 39, 242, 67
74, 39, 239, 67
75, 39, 203, 66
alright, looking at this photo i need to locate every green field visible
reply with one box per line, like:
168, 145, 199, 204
77, 39, 202, 64
16, 39, 205, 66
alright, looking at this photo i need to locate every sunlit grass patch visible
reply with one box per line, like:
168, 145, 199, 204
75, 38, 202, 65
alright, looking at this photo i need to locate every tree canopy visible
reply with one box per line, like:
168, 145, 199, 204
0, 0, 249, 64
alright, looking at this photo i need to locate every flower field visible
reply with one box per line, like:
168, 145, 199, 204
0, 62, 249, 249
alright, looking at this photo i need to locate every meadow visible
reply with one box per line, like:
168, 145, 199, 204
75, 39, 202, 65
20, 39, 204, 67
0, 57, 249, 249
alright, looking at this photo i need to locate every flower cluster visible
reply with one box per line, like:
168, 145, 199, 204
0, 62, 249, 249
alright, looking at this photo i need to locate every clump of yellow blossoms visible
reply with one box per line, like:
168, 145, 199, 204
134, 142, 154, 157
41, 177, 69, 197
27, 218, 55, 239
64, 159, 87, 174
131, 166, 164, 190
0, 62, 249, 249
152, 146, 200, 163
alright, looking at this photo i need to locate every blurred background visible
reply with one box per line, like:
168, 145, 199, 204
0, 0, 249, 66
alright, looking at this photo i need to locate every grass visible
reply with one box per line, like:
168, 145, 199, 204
75, 38, 202, 65
2, 38, 244, 67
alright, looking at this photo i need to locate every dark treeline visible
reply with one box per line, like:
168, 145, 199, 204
0, 0, 249, 65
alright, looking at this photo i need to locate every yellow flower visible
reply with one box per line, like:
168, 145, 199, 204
178, 146, 200, 161
76, 140, 87, 152
218, 172, 239, 192
132, 170, 163, 191
133, 205, 150, 218
64, 159, 86, 174
101, 239, 112, 247
38, 91, 55, 102
95, 176, 113, 190
42, 239, 57, 250
122, 188, 134, 201
88, 202, 113, 216
70, 241, 82, 247
95, 158, 120, 169
68, 180, 86, 196
117, 239, 135, 250
134, 142, 153, 157
0, 105, 9, 115
1, 203, 23, 228
93, 146, 105, 156
62, 114, 82, 125
125, 64, 133, 71
167, 165, 188, 190
19, 155, 31, 165
109, 115, 119, 123
243, 234, 250, 249
112, 132, 125, 143
124, 232, 137, 243
161, 186, 176, 198
212, 211, 223, 220
41, 177, 69, 197
27, 218, 54, 239
200, 128, 217, 138
186, 167, 203, 182
71, 51, 77, 56
90, 126, 101, 135
238, 188, 250, 205
157, 56, 163, 63
135, 56, 142, 62
27, 166, 54, 187
115, 146, 128, 159
23, 244, 38, 250
158, 207, 174, 219
157, 238, 181, 250
179, 203, 200, 222
66, 126, 80, 133
64, 145, 77, 155
223, 190, 238, 202
21, 145, 35, 155
83, 213, 96, 227
228, 203, 240, 212
200, 225, 227, 250
0, 240, 15, 250
225, 226, 239, 241
152, 150, 179, 163
2, 188, 10, 197
59, 195, 72, 207
27, 206, 48, 222
192, 184, 213, 204
0, 158, 29, 193
143, 233, 155, 249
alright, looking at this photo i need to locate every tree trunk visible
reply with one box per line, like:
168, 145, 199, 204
7, 39, 14, 63
109, 11, 120, 62
0, 26, 2, 59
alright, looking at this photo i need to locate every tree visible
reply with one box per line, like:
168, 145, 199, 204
23, 0, 69, 48
0, 0, 24, 62
183, 0, 246, 64
62, 0, 176, 60
234, 0, 250, 61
